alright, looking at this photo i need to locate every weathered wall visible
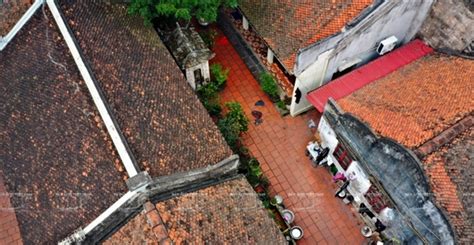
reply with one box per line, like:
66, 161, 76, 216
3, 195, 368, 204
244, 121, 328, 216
322, 99, 455, 244
321, 0, 433, 83
295, 0, 433, 77
418, 0, 474, 55
290, 0, 434, 116
290, 49, 332, 116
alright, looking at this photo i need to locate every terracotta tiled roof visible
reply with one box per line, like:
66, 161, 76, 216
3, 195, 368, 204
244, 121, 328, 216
157, 177, 285, 244
0, 12, 127, 244
103, 206, 158, 245
338, 54, 474, 149
423, 127, 473, 243
239, 0, 373, 71
60, 1, 232, 177
106, 177, 285, 244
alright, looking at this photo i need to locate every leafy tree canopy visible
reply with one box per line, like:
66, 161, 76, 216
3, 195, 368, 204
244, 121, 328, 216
129, 0, 238, 24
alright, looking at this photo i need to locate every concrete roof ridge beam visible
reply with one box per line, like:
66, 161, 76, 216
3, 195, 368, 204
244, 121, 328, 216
0, 0, 44, 51
46, 0, 139, 177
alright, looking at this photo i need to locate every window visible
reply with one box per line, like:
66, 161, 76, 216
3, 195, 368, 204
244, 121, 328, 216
333, 143, 353, 170
365, 185, 390, 213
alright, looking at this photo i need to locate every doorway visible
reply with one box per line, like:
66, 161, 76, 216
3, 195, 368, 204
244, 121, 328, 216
194, 68, 203, 87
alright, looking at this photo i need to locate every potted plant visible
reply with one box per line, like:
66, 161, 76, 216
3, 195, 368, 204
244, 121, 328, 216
248, 158, 262, 176
254, 176, 270, 193
270, 195, 283, 206
259, 73, 280, 102
210, 63, 230, 90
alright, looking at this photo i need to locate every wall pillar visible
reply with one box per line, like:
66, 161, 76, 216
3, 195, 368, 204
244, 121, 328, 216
267, 48, 274, 64
242, 16, 249, 30
185, 68, 196, 90
202, 61, 211, 82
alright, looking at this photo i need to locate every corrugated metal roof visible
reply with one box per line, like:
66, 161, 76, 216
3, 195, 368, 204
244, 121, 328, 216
307, 39, 434, 112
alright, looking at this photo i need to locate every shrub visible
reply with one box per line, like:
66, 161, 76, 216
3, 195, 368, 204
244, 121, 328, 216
217, 116, 241, 149
197, 82, 219, 100
276, 100, 286, 110
217, 102, 249, 150
197, 83, 221, 117
198, 29, 218, 48
249, 158, 262, 177
224, 102, 248, 132
203, 101, 222, 117
259, 73, 279, 101
210, 63, 230, 89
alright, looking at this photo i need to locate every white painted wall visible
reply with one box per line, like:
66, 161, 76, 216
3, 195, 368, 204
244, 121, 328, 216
290, 0, 434, 116
185, 61, 210, 90
321, 0, 434, 83
290, 49, 332, 116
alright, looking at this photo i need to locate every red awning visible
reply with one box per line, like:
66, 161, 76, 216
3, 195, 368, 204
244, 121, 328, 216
307, 39, 433, 112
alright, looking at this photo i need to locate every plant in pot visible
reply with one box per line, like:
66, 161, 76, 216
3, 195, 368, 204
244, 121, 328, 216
238, 146, 251, 159
210, 63, 230, 90
258, 175, 270, 191
259, 72, 280, 102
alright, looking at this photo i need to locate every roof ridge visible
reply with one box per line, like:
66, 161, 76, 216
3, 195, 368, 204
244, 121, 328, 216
415, 114, 473, 158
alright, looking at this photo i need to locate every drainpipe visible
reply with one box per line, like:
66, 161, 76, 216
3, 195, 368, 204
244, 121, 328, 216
0, 0, 45, 51
46, 0, 139, 177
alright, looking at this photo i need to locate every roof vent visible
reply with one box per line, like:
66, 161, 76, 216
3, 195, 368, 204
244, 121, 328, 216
376, 36, 398, 55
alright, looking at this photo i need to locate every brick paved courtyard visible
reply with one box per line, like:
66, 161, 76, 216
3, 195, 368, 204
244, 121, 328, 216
212, 32, 364, 244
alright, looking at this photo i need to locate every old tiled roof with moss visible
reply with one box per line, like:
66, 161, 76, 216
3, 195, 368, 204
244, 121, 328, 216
239, 0, 373, 71
0, 0, 31, 36
103, 207, 157, 245
105, 177, 287, 244
337, 53, 474, 242
60, 1, 232, 177
423, 127, 473, 243
0, 11, 127, 244
338, 54, 474, 149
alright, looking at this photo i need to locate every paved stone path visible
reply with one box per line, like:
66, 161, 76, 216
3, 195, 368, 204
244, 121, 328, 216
212, 32, 365, 244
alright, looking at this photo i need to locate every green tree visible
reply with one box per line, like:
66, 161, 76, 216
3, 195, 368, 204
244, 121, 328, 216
129, 0, 238, 24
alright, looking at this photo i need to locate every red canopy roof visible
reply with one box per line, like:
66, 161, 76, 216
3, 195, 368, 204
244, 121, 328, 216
307, 39, 434, 112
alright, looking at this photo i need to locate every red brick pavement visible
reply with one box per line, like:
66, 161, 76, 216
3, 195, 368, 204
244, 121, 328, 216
0, 175, 23, 245
212, 33, 364, 244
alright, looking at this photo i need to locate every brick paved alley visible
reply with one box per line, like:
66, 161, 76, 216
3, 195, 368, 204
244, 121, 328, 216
212, 32, 364, 244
